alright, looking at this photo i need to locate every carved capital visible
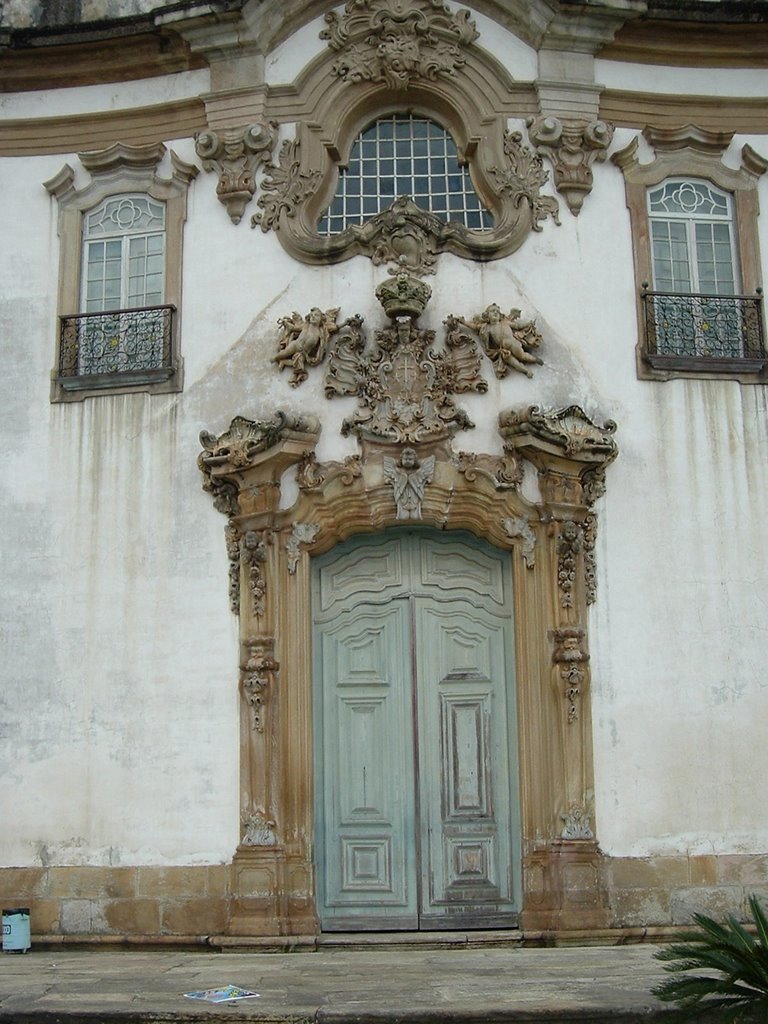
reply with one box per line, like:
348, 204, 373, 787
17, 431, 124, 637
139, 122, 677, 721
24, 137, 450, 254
527, 117, 614, 216
196, 121, 277, 224
320, 0, 479, 92
198, 412, 321, 518
499, 407, 617, 528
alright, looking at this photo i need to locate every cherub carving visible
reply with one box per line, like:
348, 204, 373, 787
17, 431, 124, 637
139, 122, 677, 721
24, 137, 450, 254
461, 303, 543, 379
272, 306, 340, 386
383, 447, 435, 520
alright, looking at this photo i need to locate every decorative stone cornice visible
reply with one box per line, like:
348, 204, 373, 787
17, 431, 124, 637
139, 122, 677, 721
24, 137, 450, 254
195, 121, 277, 223
499, 405, 618, 468
320, 0, 479, 91
526, 116, 614, 216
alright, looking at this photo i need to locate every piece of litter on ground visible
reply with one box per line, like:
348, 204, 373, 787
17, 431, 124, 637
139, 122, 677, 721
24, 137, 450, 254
183, 985, 261, 1003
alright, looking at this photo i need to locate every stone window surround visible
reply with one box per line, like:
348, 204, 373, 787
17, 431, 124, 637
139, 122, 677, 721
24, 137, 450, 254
44, 141, 197, 403
612, 125, 767, 384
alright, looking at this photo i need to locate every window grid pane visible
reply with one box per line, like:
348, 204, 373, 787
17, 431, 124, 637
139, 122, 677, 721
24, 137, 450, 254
318, 115, 493, 234
648, 178, 739, 297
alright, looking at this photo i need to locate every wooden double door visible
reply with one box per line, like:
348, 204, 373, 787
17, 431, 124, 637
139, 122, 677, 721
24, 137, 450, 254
313, 529, 520, 930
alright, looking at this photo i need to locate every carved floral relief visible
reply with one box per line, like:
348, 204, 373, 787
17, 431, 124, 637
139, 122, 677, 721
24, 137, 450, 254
320, 0, 479, 91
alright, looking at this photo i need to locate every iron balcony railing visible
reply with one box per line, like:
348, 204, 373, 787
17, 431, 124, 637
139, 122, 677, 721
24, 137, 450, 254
641, 287, 765, 371
58, 304, 175, 388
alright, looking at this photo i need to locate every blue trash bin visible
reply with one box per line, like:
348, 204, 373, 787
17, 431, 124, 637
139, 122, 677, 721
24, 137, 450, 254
2, 908, 31, 953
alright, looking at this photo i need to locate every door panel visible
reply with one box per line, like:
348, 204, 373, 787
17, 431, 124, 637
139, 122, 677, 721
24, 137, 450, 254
318, 602, 417, 925
314, 530, 519, 931
415, 597, 517, 927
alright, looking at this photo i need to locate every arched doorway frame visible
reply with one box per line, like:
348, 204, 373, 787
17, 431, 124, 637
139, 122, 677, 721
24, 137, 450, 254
198, 406, 618, 938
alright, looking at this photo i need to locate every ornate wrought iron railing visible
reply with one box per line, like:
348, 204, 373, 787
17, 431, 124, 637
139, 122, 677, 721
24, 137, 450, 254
641, 287, 765, 370
58, 305, 175, 387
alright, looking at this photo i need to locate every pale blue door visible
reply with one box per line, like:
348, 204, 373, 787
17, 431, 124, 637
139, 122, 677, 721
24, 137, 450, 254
313, 530, 520, 930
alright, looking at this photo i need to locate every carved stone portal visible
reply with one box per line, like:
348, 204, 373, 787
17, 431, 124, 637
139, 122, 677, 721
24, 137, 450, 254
197, 277, 618, 938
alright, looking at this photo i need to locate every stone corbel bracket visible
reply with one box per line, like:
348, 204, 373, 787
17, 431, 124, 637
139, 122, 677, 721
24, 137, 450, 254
195, 121, 278, 224
526, 116, 614, 216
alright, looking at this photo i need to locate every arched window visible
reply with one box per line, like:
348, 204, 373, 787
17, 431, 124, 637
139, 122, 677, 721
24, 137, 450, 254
318, 114, 492, 234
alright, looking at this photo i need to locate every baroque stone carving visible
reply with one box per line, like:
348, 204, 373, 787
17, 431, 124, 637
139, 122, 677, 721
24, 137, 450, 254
358, 197, 449, 276
287, 523, 320, 574
241, 638, 279, 733
384, 447, 435, 519
324, 274, 485, 443
552, 627, 589, 723
195, 121, 277, 224
527, 117, 614, 217
242, 530, 270, 616
454, 447, 522, 492
452, 303, 543, 378
499, 405, 617, 463
320, 0, 479, 91
273, 307, 341, 387
199, 413, 318, 480
561, 805, 594, 841
557, 521, 583, 609
583, 512, 598, 606
241, 812, 278, 847
224, 523, 241, 615
252, 138, 321, 232
502, 515, 536, 569
488, 130, 560, 232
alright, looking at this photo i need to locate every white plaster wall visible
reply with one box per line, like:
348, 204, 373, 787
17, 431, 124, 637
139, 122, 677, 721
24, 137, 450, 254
1, 19, 768, 870
0, 70, 211, 121
0, 149, 239, 867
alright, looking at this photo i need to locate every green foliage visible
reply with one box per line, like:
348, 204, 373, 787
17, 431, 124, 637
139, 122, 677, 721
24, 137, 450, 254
652, 895, 768, 1021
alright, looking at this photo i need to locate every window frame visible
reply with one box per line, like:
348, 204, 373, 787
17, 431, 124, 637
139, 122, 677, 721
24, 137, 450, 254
613, 126, 767, 383
44, 143, 197, 403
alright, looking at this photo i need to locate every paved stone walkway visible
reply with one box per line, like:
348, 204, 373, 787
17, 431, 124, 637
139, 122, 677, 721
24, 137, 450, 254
0, 945, 678, 1022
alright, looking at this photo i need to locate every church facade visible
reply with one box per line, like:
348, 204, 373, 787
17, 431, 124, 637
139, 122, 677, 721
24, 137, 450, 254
1, 0, 767, 945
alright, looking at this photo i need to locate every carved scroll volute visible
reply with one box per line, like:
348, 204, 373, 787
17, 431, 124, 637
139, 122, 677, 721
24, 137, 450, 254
199, 413, 321, 521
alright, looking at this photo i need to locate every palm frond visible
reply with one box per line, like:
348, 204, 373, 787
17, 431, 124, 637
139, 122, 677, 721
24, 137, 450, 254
653, 897, 768, 1020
